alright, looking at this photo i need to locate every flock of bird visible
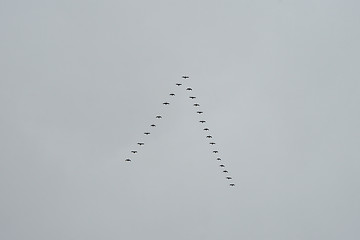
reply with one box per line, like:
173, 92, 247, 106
126, 76, 235, 187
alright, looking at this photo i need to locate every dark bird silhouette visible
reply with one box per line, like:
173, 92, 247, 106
137, 142, 144, 146
210, 142, 216, 145
204, 128, 209, 131
156, 115, 162, 119
226, 177, 232, 180
220, 164, 225, 167
199, 120, 206, 123
230, 183, 235, 186
189, 96, 196, 99
176, 83, 182, 86
213, 150, 218, 153
131, 151, 137, 154
193, 103, 200, 106
197, 111, 203, 114
206, 135, 212, 138
144, 132, 150, 135
223, 170, 228, 173
217, 158, 221, 161
163, 102, 170, 105
125, 158, 131, 162
186, 87, 192, 91
170, 93, 175, 96
182, 76, 189, 79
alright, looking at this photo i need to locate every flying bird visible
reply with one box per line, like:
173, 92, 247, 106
230, 184, 235, 187
163, 102, 170, 105
131, 151, 137, 154
176, 83, 182, 86
210, 142, 216, 145
182, 76, 189, 79
220, 164, 225, 167
144, 132, 150, 135
189, 96, 196, 99
226, 177, 232, 180
223, 170, 228, 173
186, 88, 192, 91
137, 142, 144, 146
213, 150, 218, 153
125, 158, 131, 162
203, 128, 209, 131
199, 120, 206, 123
194, 103, 200, 106
170, 93, 175, 96
206, 135, 212, 138
156, 115, 162, 119
197, 111, 203, 114
217, 158, 221, 161
150, 124, 156, 127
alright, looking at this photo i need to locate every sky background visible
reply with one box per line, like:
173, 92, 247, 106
1, 0, 360, 239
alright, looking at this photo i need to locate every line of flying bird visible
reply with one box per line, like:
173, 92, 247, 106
125, 75, 235, 187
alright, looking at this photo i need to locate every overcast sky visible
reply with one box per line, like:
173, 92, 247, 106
1, 0, 360, 239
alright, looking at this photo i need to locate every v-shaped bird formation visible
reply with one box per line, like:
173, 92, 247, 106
125, 75, 235, 187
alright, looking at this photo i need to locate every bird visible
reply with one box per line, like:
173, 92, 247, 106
213, 150, 218, 153
220, 164, 225, 167
199, 120, 206, 123
156, 115, 162, 119
226, 177, 232, 180
163, 102, 170, 105
206, 135, 212, 138
194, 103, 200, 106
223, 170, 228, 173
131, 151, 137, 154
186, 87, 192, 91
170, 93, 175, 96
176, 83, 182, 86
125, 158, 131, 162
197, 111, 203, 114
144, 132, 150, 135
150, 124, 156, 127
137, 142, 144, 146
182, 76, 189, 79
230, 183, 235, 187
210, 142, 216, 145
204, 128, 209, 131
189, 96, 196, 99
217, 158, 221, 161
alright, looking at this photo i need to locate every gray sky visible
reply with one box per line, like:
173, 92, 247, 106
1, 0, 360, 239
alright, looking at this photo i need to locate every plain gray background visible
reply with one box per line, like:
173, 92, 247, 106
1, 0, 359, 239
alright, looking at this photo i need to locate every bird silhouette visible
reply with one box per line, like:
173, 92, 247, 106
223, 170, 228, 173
213, 150, 218, 153
220, 164, 225, 167
197, 111, 203, 114
199, 120, 206, 123
156, 115, 162, 119
203, 128, 209, 131
144, 132, 150, 135
137, 142, 144, 146
226, 177, 232, 180
131, 151, 137, 154
176, 83, 182, 86
193, 103, 200, 106
210, 142, 216, 145
186, 87, 192, 91
189, 96, 196, 99
125, 158, 131, 162
206, 135, 212, 138
163, 102, 170, 105
170, 93, 175, 96
230, 184, 235, 186
182, 76, 189, 79
217, 158, 221, 161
